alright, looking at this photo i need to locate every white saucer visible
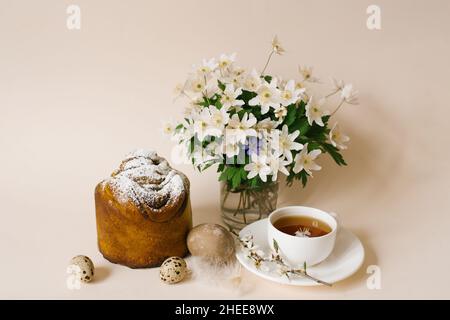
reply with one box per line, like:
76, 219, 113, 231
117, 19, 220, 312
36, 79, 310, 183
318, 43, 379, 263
236, 219, 365, 286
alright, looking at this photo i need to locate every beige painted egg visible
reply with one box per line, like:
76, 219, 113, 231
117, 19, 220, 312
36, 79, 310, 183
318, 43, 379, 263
187, 223, 235, 263
69, 255, 95, 283
159, 257, 187, 284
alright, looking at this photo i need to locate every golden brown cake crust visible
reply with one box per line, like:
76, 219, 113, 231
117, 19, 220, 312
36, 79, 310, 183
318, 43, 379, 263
95, 150, 192, 268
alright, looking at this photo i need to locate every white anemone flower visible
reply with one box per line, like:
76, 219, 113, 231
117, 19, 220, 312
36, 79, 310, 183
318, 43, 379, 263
178, 118, 195, 141
195, 58, 218, 75
204, 76, 220, 98
255, 117, 278, 131
232, 66, 246, 77
162, 120, 175, 136
243, 69, 262, 92
280, 80, 305, 106
295, 227, 312, 238
222, 141, 241, 158
295, 80, 306, 90
226, 113, 257, 144
218, 53, 237, 70
341, 84, 359, 105
329, 123, 350, 150
255, 118, 279, 140
244, 154, 271, 182
305, 97, 330, 127
220, 84, 244, 110
293, 143, 322, 176
276, 125, 303, 162
271, 35, 285, 55
192, 108, 216, 141
331, 77, 345, 92
248, 78, 281, 114
204, 140, 221, 158
298, 65, 320, 83
274, 105, 287, 120
185, 76, 206, 99
191, 145, 215, 167
267, 152, 290, 182
183, 101, 202, 118
209, 105, 229, 127
173, 82, 187, 101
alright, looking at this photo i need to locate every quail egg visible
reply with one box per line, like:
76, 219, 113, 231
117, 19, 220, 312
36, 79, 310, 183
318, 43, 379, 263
159, 256, 187, 284
69, 255, 95, 283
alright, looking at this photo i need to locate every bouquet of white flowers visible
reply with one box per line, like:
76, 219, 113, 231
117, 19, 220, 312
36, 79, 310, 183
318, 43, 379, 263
165, 37, 358, 229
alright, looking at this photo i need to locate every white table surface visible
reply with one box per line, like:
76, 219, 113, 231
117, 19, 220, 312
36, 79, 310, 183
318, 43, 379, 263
1, 0, 449, 299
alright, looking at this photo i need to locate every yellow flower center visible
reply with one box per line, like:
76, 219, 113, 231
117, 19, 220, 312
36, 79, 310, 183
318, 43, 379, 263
282, 91, 292, 100
262, 91, 271, 100
295, 82, 304, 89
194, 82, 204, 91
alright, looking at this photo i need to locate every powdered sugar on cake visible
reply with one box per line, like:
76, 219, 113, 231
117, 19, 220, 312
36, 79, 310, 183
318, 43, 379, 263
104, 149, 189, 214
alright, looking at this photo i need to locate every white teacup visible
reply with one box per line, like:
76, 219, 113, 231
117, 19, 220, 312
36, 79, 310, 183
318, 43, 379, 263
268, 206, 338, 267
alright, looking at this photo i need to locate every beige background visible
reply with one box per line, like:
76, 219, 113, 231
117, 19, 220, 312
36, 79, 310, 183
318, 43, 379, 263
1, 0, 449, 299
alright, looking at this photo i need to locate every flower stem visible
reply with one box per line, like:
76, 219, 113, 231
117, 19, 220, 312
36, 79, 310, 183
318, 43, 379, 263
292, 270, 332, 287
261, 50, 275, 76
233, 192, 243, 217
330, 100, 344, 116
325, 89, 340, 98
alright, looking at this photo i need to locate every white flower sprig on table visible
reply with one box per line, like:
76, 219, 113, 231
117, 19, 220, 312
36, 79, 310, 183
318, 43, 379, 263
238, 234, 332, 286
166, 36, 358, 191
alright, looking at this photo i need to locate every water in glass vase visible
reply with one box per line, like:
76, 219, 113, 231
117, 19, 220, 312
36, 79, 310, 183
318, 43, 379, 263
220, 180, 278, 233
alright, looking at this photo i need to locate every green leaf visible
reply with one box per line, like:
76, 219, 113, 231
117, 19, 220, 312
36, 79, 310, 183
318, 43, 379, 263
227, 167, 237, 179
200, 160, 216, 172
232, 171, 241, 189
307, 141, 321, 151
219, 170, 228, 181
237, 109, 246, 119
218, 80, 226, 91
300, 170, 309, 187
297, 100, 306, 114
241, 169, 247, 179
307, 124, 328, 142
240, 90, 257, 104
263, 75, 272, 83
273, 239, 279, 253
291, 117, 310, 135
189, 137, 195, 154
321, 142, 347, 166
215, 99, 223, 109
283, 104, 297, 127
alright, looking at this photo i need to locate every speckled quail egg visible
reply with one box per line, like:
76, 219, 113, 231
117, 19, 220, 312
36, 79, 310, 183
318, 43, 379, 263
187, 223, 235, 263
159, 256, 187, 284
69, 255, 95, 283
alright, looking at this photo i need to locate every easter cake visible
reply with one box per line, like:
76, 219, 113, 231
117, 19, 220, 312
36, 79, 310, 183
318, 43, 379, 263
95, 149, 192, 268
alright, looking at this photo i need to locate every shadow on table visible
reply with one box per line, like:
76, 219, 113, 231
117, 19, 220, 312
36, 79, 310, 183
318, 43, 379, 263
330, 228, 377, 290
92, 266, 112, 283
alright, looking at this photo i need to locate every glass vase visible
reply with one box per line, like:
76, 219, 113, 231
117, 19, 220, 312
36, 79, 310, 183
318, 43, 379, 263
220, 180, 279, 233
